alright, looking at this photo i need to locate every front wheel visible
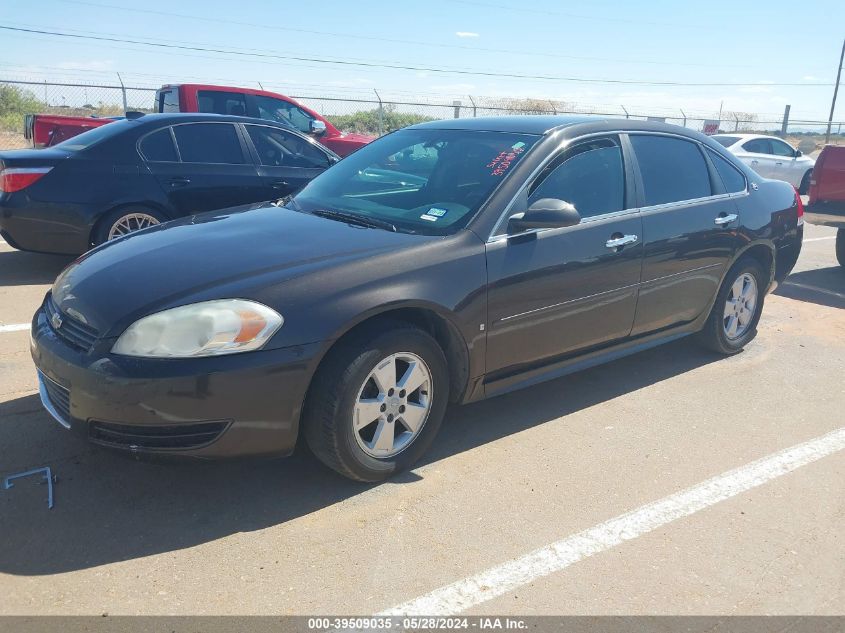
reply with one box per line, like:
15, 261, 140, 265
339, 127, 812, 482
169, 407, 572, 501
836, 229, 845, 268
303, 322, 449, 482
696, 256, 767, 354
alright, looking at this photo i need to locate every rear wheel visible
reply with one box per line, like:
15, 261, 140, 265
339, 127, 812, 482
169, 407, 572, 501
696, 256, 767, 354
303, 322, 449, 482
798, 170, 812, 195
93, 207, 167, 246
836, 229, 845, 268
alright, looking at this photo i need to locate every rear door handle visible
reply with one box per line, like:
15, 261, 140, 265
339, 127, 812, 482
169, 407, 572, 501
271, 180, 290, 189
714, 213, 738, 226
168, 177, 191, 188
605, 234, 638, 249
750, 160, 759, 165
775, 161, 783, 166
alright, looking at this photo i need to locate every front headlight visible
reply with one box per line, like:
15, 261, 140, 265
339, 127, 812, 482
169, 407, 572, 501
112, 299, 283, 358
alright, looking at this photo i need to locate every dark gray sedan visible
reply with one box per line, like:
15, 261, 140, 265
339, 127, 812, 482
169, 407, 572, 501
31, 116, 803, 481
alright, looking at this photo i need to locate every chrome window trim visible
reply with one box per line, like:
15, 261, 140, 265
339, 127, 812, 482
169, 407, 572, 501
488, 129, 749, 242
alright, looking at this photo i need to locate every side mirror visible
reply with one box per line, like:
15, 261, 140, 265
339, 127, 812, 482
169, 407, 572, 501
794, 149, 802, 158
310, 120, 327, 137
508, 198, 581, 234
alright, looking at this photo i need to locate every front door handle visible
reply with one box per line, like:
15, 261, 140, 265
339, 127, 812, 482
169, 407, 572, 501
605, 234, 638, 249
775, 161, 783, 166
271, 180, 290, 189
750, 160, 759, 165
714, 213, 738, 226
168, 177, 191, 188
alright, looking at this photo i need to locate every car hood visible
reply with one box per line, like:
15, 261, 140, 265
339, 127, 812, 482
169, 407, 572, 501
51, 203, 431, 337
339, 132, 375, 143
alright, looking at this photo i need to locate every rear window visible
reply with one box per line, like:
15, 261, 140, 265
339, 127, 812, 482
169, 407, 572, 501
52, 119, 132, 151
712, 135, 740, 148
172, 123, 246, 164
157, 88, 180, 113
630, 135, 711, 206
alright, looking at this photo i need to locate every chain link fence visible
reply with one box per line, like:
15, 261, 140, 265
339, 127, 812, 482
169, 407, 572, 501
2, 79, 843, 151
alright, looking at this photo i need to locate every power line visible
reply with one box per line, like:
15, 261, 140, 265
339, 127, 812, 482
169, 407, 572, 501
58, 0, 777, 70
0, 25, 834, 88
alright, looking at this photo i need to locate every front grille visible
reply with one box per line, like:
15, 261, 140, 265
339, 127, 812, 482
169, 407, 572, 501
89, 420, 230, 450
39, 371, 71, 425
45, 295, 99, 352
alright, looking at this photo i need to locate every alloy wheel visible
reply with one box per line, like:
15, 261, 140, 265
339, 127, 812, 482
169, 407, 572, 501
107, 213, 161, 240
723, 272, 758, 339
353, 352, 433, 458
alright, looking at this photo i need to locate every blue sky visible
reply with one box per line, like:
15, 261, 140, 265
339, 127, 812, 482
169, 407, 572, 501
1, 0, 843, 121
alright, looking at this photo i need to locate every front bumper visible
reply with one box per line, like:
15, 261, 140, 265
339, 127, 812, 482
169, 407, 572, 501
30, 300, 324, 458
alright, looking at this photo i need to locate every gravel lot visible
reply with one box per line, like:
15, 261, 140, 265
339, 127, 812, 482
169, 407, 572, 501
0, 222, 842, 615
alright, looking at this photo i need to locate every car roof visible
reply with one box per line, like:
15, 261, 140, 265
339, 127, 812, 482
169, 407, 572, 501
407, 115, 717, 142
714, 133, 776, 142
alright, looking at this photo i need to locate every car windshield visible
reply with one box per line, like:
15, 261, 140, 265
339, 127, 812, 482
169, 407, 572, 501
711, 135, 740, 148
53, 119, 133, 151
290, 128, 540, 235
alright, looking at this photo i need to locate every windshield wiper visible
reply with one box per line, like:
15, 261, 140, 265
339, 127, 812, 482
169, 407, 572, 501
310, 209, 397, 232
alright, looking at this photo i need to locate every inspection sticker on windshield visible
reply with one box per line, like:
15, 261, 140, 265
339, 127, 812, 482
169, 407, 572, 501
420, 207, 448, 222
487, 141, 527, 177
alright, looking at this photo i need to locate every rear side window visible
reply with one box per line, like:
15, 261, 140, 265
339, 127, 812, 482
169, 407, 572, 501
707, 149, 746, 193
630, 135, 711, 206
196, 90, 248, 117
712, 135, 740, 148
742, 139, 771, 154
245, 125, 329, 168
528, 138, 625, 219
139, 128, 178, 162
172, 123, 246, 164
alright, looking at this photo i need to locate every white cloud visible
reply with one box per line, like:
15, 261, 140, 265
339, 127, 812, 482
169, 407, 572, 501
455, 31, 480, 38
803, 75, 820, 81
56, 60, 114, 72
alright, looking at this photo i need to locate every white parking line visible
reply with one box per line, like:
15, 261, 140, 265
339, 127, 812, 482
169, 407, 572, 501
381, 426, 845, 616
0, 323, 29, 333
803, 236, 836, 242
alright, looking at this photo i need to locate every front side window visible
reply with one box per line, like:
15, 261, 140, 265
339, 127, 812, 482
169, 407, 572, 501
770, 140, 796, 157
246, 125, 329, 168
172, 123, 246, 164
528, 138, 624, 219
742, 138, 771, 154
631, 135, 711, 206
707, 149, 746, 193
139, 128, 178, 162
291, 129, 540, 235
253, 96, 315, 134
196, 90, 248, 117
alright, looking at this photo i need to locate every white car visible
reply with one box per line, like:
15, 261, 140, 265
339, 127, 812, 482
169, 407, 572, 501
711, 134, 815, 193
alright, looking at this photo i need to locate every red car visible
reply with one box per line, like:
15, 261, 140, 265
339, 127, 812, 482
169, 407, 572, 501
27, 84, 374, 157
155, 84, 373, 157
805, 144, 845, 267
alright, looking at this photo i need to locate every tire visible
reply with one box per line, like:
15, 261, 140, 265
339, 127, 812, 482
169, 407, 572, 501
696, 256, 767, 355
836, 229, 845, 269
93, 207, 168, 246
303, 321, 450, 482
798, 170, 812, 195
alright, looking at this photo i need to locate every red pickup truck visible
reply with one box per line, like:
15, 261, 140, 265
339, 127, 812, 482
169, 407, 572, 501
27, 84, 374, 157
804, 144, 845, 267
156, 84, 372, 157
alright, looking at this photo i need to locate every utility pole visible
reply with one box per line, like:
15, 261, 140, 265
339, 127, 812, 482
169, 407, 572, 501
781, 104, 791, 136
825, 38, 845, 145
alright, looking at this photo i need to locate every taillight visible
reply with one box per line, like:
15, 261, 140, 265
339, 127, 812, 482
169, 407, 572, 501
0, 167, 53, 193
794, 187, 804, 226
